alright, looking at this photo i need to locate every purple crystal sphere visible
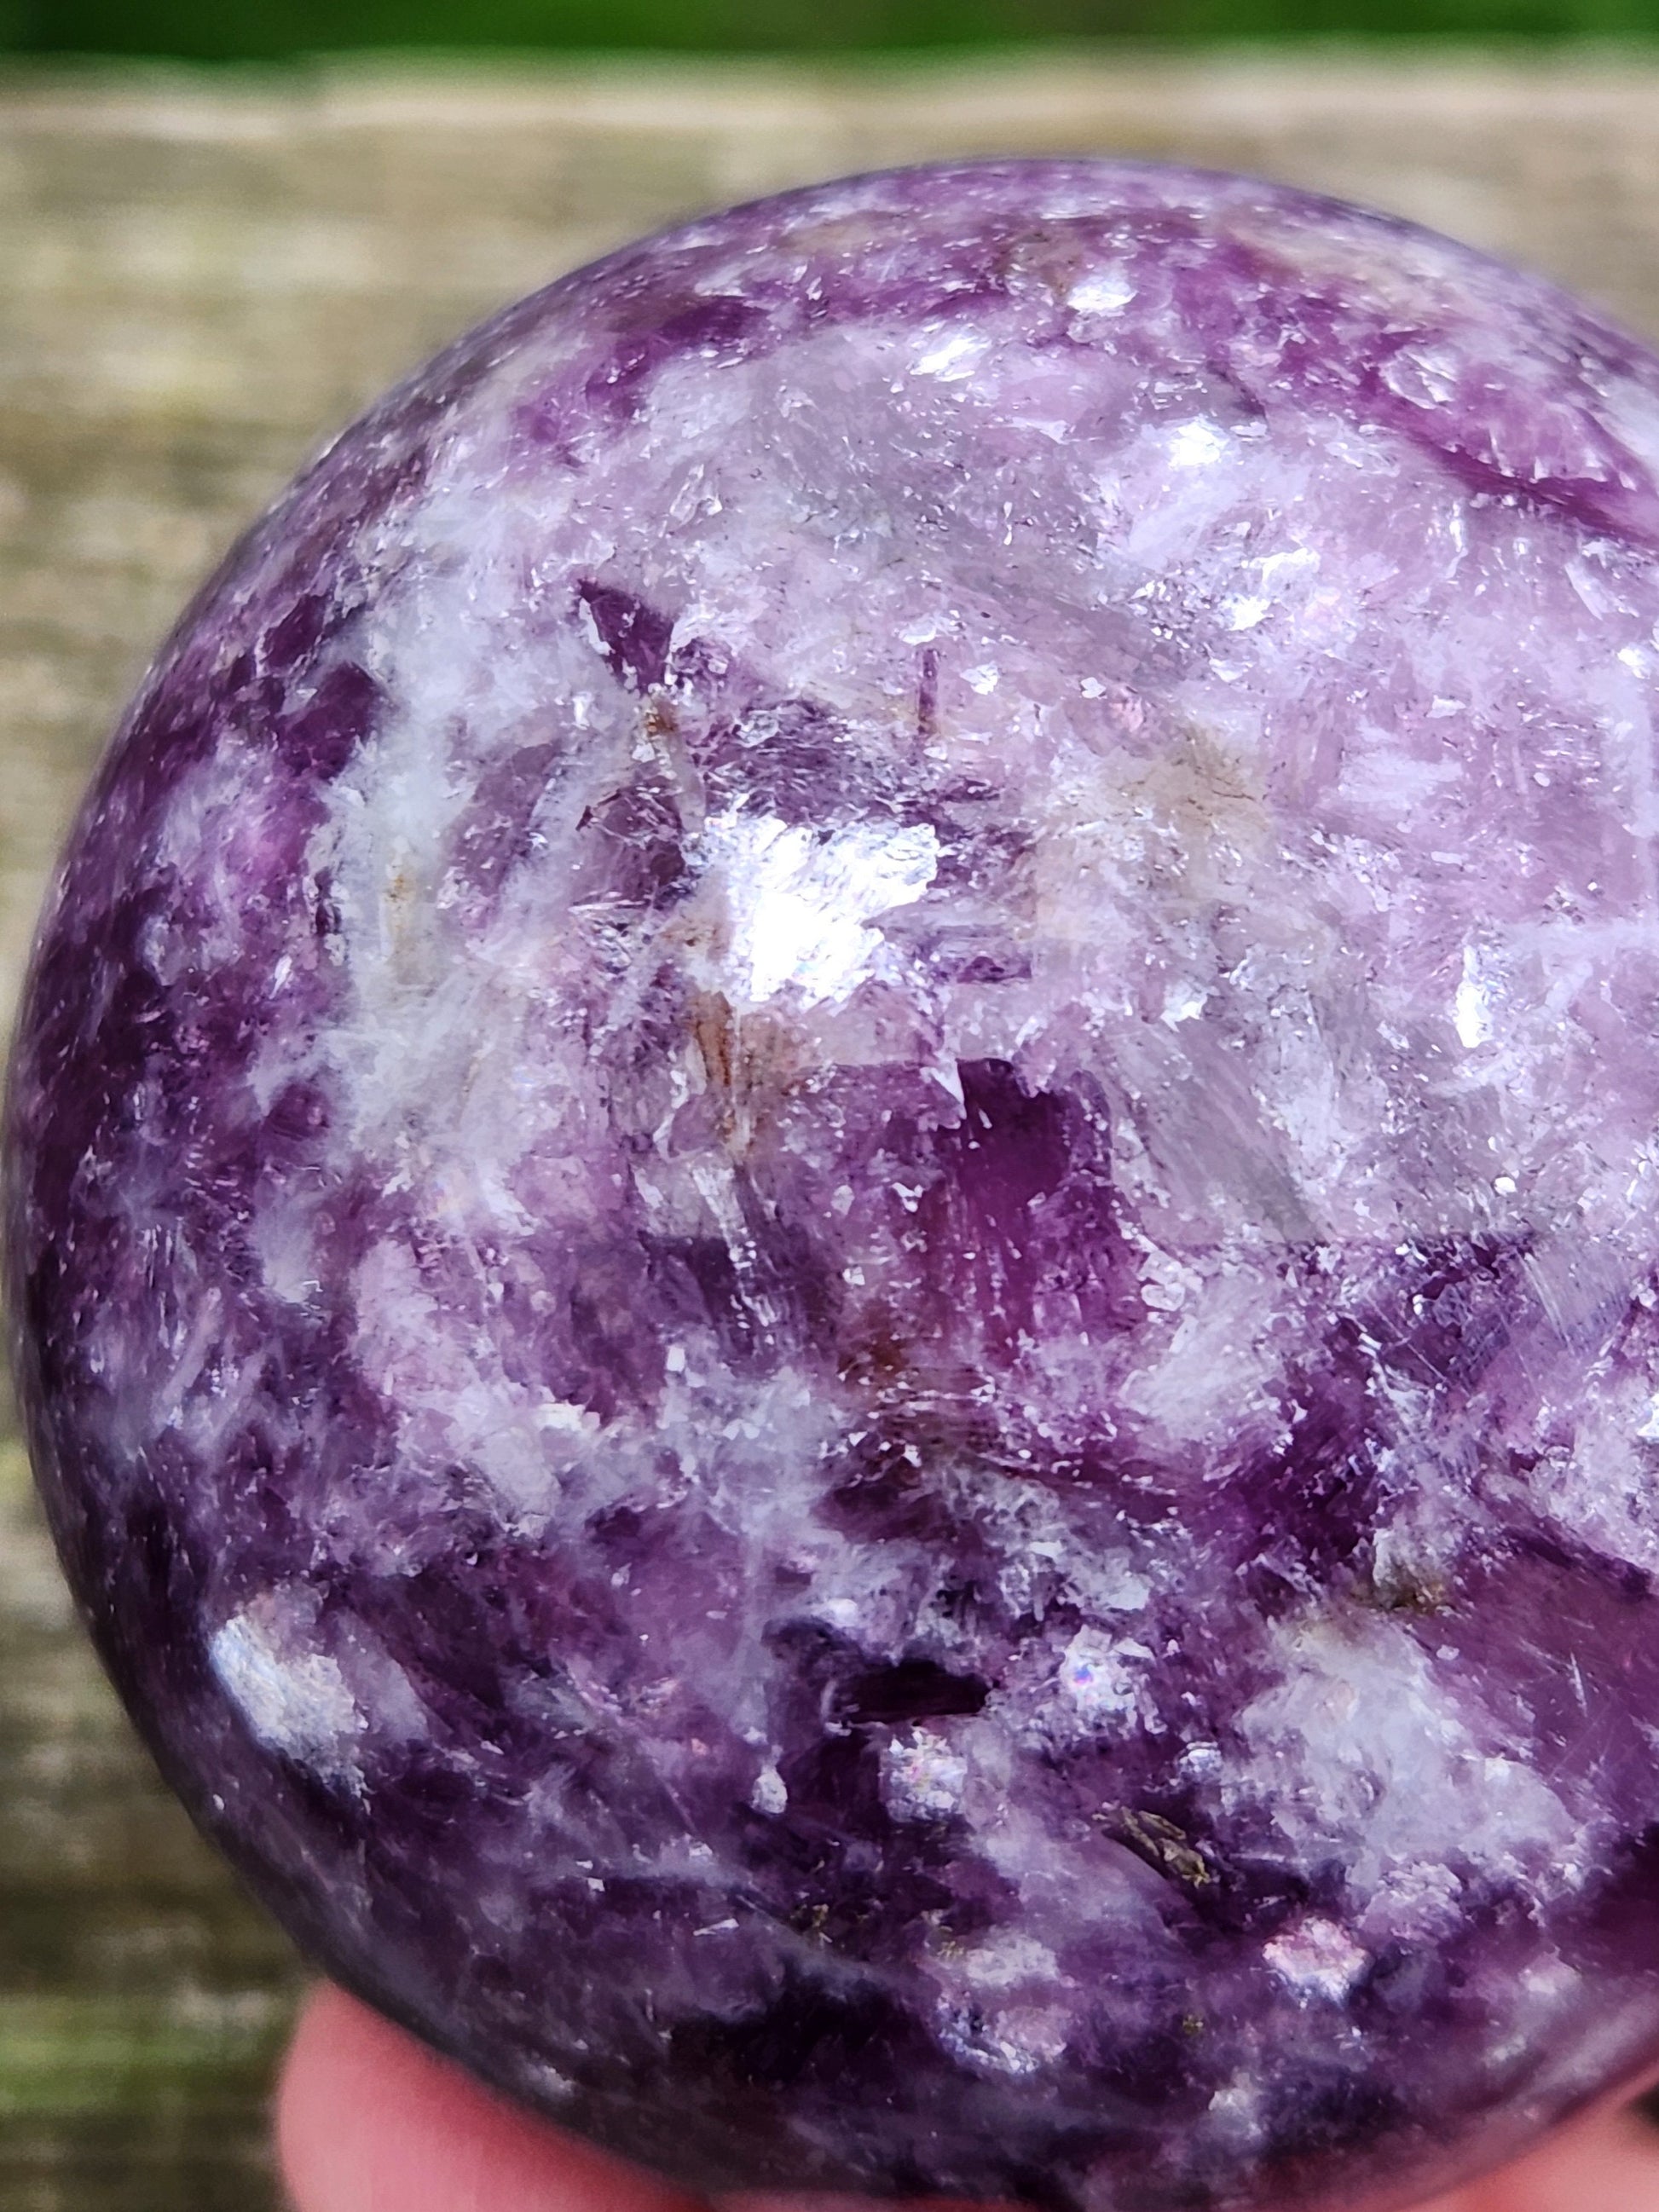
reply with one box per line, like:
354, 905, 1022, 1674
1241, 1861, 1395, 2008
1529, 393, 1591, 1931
14, 159, 1659, 2211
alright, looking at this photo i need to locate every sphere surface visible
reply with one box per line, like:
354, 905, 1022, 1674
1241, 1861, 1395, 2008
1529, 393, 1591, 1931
14, 159, 1659, 2211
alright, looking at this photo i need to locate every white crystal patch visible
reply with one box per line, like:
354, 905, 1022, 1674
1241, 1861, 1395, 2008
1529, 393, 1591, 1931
210, 1597, 362, 1781
697, 807, 939, 1009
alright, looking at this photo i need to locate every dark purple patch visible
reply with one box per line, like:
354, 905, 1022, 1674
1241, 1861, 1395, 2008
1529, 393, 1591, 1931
286, 661, 381, 780
576, 581, 675, 693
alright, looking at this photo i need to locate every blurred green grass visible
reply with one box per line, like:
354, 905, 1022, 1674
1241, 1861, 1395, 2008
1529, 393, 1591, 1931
14, 0, 1659, 60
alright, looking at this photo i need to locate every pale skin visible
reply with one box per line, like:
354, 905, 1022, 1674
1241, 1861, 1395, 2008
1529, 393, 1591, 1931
277, 1984, 1659, 2212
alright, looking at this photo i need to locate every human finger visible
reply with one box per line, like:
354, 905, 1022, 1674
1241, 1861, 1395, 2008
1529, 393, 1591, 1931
278, 1978, 1659, 2212
276, 1981, 712, 2212
1401, 2091, 1659, 2210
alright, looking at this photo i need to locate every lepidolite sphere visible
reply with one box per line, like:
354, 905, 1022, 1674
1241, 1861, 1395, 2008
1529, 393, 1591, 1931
15, 159, 1659, 2210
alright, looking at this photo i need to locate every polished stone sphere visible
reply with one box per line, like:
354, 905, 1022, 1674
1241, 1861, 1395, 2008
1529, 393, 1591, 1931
13, 159, 1659, 2211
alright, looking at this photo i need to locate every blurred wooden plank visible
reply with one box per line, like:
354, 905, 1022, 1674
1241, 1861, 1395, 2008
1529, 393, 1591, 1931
4, 51, 1659, 2209
0, 1435, 300, 2209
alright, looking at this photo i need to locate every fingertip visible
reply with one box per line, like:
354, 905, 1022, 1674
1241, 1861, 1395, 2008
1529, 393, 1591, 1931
279, 1984, 1659, 2212
276, 1982, 708, 2212
1410, 2097, 1659, 2210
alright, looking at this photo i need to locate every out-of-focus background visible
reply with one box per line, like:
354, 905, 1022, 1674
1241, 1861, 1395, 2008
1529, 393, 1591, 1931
9, 14, 1659, 2212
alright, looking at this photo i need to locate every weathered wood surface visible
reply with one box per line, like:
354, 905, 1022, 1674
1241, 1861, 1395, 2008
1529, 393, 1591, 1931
5, 53, 1659, 2209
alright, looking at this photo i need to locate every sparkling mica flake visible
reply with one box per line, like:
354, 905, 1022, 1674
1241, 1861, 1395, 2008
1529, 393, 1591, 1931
13, 159, 1659, 2212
